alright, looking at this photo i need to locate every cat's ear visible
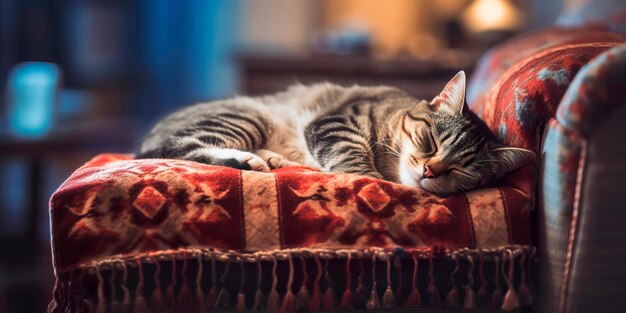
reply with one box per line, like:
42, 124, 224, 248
488, 142, 536, 174
431, 70, 466, 115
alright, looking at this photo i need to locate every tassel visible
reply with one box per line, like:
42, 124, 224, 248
382, 286, 395, 308
340, 253, 353, 309
491, 255, 503, 309
95, 264, 107, 313
109, 264, 124, 312
394, 255, 405, 305
366, 255, 380, 310
57, 272, 75, 313
235, 292, 246, 313
216, 261, 232, 308
502, 289, 520, 311
120, 264, 132, 312
280, 291, 296, 313
195, 252, 205, 310
279, 253, 296, 313
79, 270, 96, 313
354, 257, 368, 309
427, 284, 441, 308
366, 288, 380, 310
268, 290, 280, 313
464, 286, 477, 310
518, 253, 533, 307
149, 261, 166, 312
267, 256, 280, 313
134, 260, 151, 313
47, 276, 62, 313
206, 256, 217, 309
501, 250, 520, 310
477, 253, 490, 308
322, 259, 335, 310
309, 254, 323, 312
296, 287, 311, 311
177, 254, 200, 312
406, 289, 421, 308
177, 279, 196, 310
134, 296, 150, 313
252, 289, 266, 312
252, 261, 266, 312
427, 252, 441, 308
405, 253, 421, 307
322, 285, 335, 309
464, 254, 477, 310
519, 281, 532, 306
382, 257, 395, 308
235, 259, 247, 312
492, 290, 504, 309
478, 286, 490, 308
215, 288, 232, 307
165, 257, 177, 311
206, 287, 218, 309
296, 256, 311, 311
443, 288, 460, 309
444, 253, 460, 309
340, 289, 353, 308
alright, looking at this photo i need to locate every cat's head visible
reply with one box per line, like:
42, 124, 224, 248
397, 71, 535, 197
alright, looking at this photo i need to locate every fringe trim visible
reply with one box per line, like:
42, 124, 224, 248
48, 245, 535, 312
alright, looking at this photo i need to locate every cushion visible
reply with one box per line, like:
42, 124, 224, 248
48, 154, 534, 312
51, 154, 532, 273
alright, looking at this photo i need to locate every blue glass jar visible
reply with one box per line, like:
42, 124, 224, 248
6, 62, 60, 139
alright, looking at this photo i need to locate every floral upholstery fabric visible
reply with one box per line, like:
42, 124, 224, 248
50, 154, 532, 273
467, 27, 625, 151
557, 44, 626, 135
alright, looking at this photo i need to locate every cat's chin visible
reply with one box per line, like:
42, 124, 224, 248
398, 170, 420, 188
398, 170, 452, 196
419, 178, 454, 197
418, 178, 437, 192
398, 162, 423, 188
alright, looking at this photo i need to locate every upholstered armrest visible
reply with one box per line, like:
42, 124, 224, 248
536, 44, 626, 313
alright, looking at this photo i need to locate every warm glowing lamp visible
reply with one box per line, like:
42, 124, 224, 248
6, 62, 60, 139
462, 0, 524, 33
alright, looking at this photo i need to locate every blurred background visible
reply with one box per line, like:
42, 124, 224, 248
0, 0, 579, 311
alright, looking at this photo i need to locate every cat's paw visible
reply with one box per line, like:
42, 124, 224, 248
255, 149, 302, 169
185, 148, 270, 172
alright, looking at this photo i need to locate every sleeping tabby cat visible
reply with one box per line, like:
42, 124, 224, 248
139, 71, 534, 197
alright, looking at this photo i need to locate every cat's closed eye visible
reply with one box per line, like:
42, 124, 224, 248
448, 165, 473, 177
413, 130, 437, 155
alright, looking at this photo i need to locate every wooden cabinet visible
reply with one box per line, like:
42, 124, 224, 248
238, 52, 479, 99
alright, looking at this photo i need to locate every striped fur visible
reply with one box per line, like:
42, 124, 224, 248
139, 71, 535, 196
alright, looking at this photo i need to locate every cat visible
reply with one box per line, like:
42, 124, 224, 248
138, 71, 535, 197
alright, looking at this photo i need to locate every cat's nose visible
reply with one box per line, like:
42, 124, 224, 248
424, 164, 437, 178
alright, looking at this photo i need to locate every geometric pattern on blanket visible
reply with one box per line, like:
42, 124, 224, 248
50, 154, 532, 273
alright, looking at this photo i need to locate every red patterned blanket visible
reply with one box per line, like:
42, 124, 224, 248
51, 154, 531, 273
